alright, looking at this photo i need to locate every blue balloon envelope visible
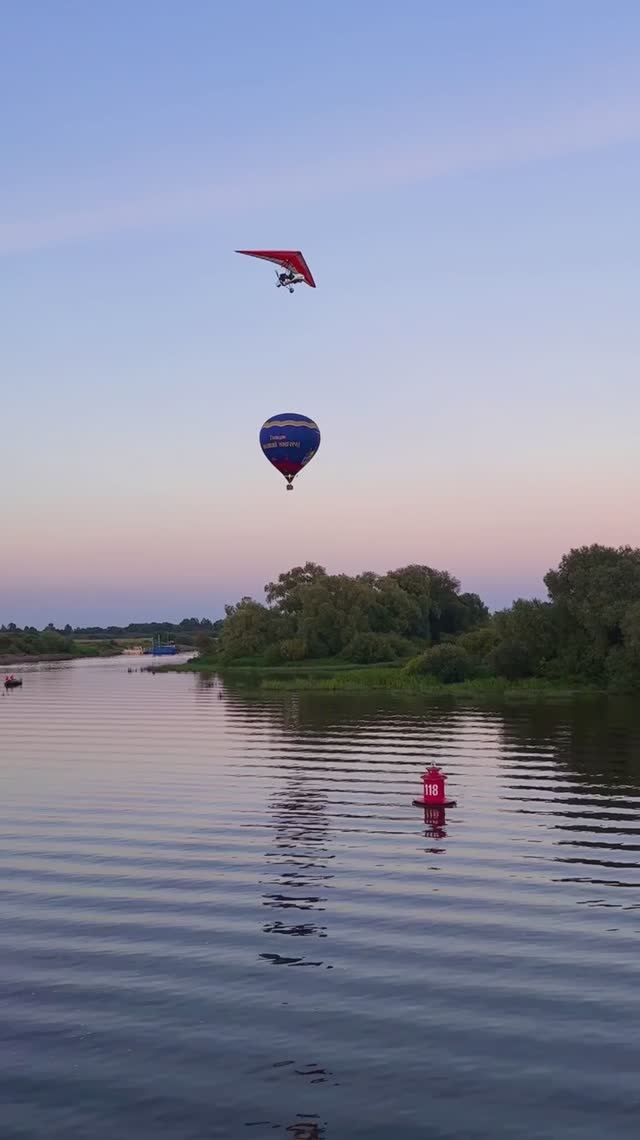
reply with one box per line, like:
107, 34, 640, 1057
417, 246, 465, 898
259, 413, 321, 490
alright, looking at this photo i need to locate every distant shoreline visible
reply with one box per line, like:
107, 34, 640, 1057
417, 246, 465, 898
0, 649, 126, 666
0, 652, 80, 666
1, 648, 195, 668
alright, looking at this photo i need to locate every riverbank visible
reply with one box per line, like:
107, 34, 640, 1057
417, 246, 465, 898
152, 655, 599, 699
0, 653, 75, 666
0, 645, 122, 666
255, 672, 596, 699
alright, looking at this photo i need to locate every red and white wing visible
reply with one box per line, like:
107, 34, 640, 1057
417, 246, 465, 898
236, 249, 316, 287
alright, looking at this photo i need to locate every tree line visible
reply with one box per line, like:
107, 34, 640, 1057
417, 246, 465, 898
67, 618, 223, 644
0, 626, 78, 658
0, 618, 223, 658
214, 545, 640, 691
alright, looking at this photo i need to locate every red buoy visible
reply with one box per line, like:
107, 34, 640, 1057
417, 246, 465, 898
412, 765, 456, 808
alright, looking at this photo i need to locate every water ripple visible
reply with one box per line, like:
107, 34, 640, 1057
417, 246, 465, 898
1, 659, 639, 1138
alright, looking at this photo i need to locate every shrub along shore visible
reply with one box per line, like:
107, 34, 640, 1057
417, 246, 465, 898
166, 544, 640, 696
162, 657, 595, 699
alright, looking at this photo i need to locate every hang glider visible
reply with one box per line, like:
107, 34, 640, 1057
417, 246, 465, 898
236, 249, 316, 292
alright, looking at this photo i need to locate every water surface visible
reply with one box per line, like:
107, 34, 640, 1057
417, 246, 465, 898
1, 658, 639, 1139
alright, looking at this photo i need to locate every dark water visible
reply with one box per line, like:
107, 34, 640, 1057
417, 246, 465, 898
1, 658, 639, 1139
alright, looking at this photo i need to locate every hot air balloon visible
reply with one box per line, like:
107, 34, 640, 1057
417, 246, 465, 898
259, 413, 320, 490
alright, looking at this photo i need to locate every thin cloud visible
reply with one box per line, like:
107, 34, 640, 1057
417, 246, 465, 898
1, 99, 639, 255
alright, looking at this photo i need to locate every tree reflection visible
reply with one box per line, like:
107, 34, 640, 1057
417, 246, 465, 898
497, 699, 640, 796
495, 699, 640, 890
259, 769, 333, 968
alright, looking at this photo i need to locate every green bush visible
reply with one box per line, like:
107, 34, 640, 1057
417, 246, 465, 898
604, 646, 640, 693
279, 638, 308, 662
261, 644, 283, 665
405, 642, 475, 683
487, 639, 534, 680
457, 626, 498, 659
341, 632, 413, 664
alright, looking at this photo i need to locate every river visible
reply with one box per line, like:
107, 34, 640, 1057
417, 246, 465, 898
1, 657, 639, 1139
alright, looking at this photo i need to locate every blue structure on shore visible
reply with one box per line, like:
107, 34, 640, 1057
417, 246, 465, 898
144, 637, 178, 656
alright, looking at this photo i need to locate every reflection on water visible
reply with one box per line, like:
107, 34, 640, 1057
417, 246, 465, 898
1, 658, 639, 1139
260, 768, 331, 966
420, 803, 448, 843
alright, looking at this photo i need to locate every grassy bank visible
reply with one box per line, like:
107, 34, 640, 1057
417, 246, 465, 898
0, 652, 77, 666
247, 670, 595, 699
154, 654, 598, 699
150, 655, 384, 676
0, 642, 123, 666
261, 665, 593, 693
68, 641, 124, 657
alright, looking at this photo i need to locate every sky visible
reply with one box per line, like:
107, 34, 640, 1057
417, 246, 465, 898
2, 0, 640, 626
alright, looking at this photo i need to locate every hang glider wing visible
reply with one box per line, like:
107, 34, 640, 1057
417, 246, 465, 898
236, 249, 316, 288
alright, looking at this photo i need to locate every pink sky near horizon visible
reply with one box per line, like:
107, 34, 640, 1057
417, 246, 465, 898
3, 443, 637, 624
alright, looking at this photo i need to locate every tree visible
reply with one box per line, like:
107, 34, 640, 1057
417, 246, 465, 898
457, 592, 490, 631
386, 565, 485, 641
39, 629, 71, 654
278, 638, 307, 662
386, 565, 435, 638
604, 602, 640, 691
489, 639, 536, 680
362, 575, 422, 637
545, 545, 640, 651
219, 598, 281, 660
490, 599, 558, 678
342, 632, 413, 664
194, 632, 218, 657
217, 560, 492, 666
542, 545, 640, 683
622, 601, 640, 659
265, 563, 327, 612
295, 577, 368, 656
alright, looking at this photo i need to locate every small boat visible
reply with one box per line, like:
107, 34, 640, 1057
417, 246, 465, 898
144, 637, 178, 656
4, 677, 23, 689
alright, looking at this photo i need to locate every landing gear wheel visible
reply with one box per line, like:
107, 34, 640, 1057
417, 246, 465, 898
289, 287, 294, 293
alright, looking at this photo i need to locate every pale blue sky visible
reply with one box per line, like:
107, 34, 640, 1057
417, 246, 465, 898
2, 1, 640, 625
